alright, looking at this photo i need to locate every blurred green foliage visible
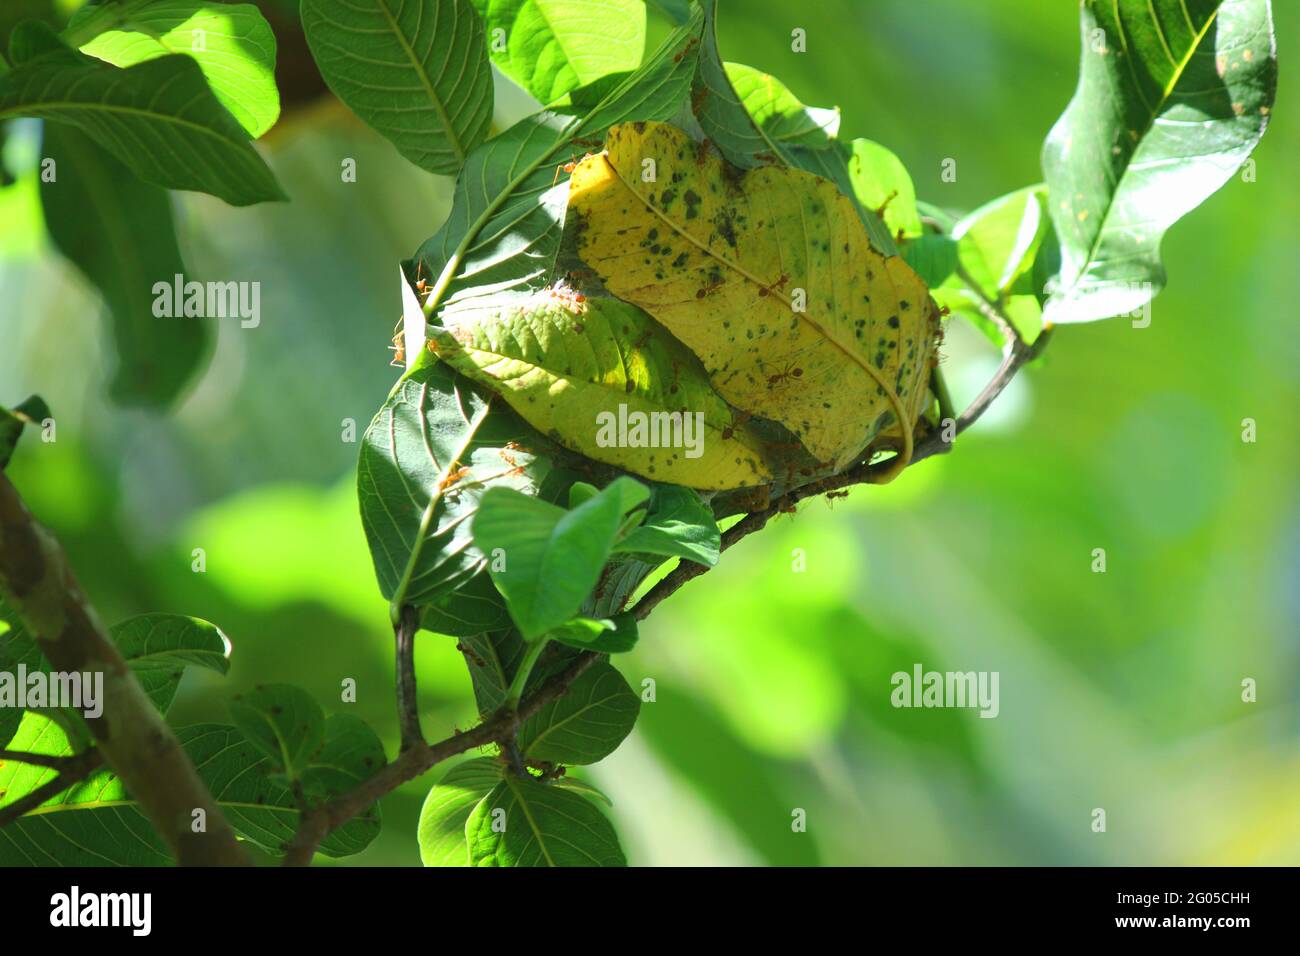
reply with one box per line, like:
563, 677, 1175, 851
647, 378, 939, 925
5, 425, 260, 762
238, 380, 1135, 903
1, 0, 1296, 865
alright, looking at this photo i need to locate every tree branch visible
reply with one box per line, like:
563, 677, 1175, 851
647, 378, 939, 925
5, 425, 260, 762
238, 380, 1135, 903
393, 604, 423, 751
285, 277, 1056, 866
0, 473, 250, 866
282, 650, 600, 865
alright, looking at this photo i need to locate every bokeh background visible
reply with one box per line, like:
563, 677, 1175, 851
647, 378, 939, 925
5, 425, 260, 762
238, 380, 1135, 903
1, 0, 1296, 865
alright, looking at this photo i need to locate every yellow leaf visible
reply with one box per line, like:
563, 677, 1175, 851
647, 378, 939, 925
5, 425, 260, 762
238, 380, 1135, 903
430, 291, 776, 490
568, 121, 940, 476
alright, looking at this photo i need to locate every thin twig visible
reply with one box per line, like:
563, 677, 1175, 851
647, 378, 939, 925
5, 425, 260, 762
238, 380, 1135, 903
0, 748, 99, 772
0, 749, 103, 828
282, 651, 600, 865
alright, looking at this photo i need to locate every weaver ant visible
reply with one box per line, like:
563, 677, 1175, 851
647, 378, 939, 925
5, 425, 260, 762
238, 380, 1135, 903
766, 362, 803, 388
388, 316, 405, 367
720, 409, 753, 441
552, 151, 599, 186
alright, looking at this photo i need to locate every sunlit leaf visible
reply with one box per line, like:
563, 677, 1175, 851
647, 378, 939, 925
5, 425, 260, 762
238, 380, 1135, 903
409, 4, 704, 330
689, 0, 895, 252
948, 186, 1048, 344
1041, 0, 1276, 323
417, 757, 502, 866
847, 138, 922, 239
724, 61, 840, 149
466, 773, 625, 865
471, 0, 645, 104
76, 0, 281, 138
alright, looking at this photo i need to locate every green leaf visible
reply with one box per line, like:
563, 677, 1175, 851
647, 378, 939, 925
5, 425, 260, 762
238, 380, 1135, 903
228, 683, 325, 780
0, 394, 49, 469
900, 233, 958, 289
466, 774, 625, 865
411, 4, 704, 322
567, 480, 600, 510
429, 291, 777, 490
412, 111, 574, 312
847, 138, 922, 239
613, 483, 720, 566
1, 603, 227, 738
0, 712, 171, 865
0, 720, 381, 864
39, 124, 210, 406
472, 477, 643, 639
1041, 0, 1276, 324
75, 0, 280, 139
0, 602, 28, 747
942, 186, 1049, 344
552, 774, 611, 805
646, 0, 691, 24
458, 629, 528, 712
417, 756, 502, 866
687, 0, 895, 253
471, 0, 645, 104
519, 659, 639, 763
357, 362, 554, 610
298, 713, 387, 804
723, 61, 840, 149
420, 571, 512, 636
0, 24, 283, 205
953, 187, 1049, 300
570, 2, 702, 133
109, 613, 230, 714
301, 0, 493, 175
548, 613, 639, 654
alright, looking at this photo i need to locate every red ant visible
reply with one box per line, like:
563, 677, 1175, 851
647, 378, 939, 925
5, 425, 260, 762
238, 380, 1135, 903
766, 361, 803, 388
720, 409, 752, 441
410, 260, 432, 299
552, 151, 599, 186
388, 318, 405, 367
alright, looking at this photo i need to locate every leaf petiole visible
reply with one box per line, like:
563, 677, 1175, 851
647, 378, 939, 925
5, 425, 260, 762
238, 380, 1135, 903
504, 635, 551, 712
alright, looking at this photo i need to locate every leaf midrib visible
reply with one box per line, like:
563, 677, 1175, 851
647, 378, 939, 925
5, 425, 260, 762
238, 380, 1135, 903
590, 150, 914, 470
1069, 1, 1221, 289
504, 775, 557, 866
1, 95, 251, 154
373, 0, 466, 164
387, 386, 492, 615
